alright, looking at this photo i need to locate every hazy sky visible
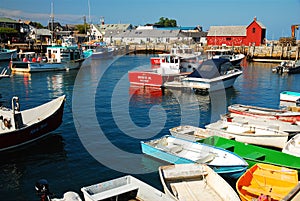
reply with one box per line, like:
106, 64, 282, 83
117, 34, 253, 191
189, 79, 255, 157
0, 0, 299, 39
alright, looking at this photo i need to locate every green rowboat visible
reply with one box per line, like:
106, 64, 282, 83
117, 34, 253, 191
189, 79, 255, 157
197, 136, 300, 173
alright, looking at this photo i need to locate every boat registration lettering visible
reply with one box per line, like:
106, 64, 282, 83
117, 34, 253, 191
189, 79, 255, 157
137, 75, 152, 83
30, 123, 48, 134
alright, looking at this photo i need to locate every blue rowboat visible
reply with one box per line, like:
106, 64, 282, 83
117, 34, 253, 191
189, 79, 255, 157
141, 135, 248, 179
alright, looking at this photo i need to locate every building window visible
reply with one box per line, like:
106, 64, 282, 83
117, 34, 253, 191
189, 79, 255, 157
226, 37, 231, 41
252, 28, 256, 33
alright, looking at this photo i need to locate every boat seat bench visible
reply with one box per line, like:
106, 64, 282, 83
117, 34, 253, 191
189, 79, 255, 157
242, 185, 286, 200
90, 184, 139, 200
218, 143, 235, 152
244, 152, 266, 160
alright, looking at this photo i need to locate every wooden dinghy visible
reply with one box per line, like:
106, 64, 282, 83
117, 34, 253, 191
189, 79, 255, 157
169, 125, 210, 141
223, 112, 300, 134
228, 104, 300, 123
159, 163, 241, 201
283, 134, 300, 157
236, 163, 298, 201
141, 135, 248, 179
81, 175, 174, 201
205, 119, 289, 149
198, 136, 300, 173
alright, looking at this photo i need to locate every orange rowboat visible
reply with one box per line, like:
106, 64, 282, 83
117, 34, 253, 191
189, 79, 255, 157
236, 163, 298, 201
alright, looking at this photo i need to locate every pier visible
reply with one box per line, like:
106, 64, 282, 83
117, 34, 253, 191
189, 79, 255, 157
2, 42, 300, 62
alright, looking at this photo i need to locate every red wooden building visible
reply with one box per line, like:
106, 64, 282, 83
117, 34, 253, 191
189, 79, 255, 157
207, 17, 266, 46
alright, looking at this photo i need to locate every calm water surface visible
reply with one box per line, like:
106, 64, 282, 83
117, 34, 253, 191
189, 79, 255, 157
0, 55, 299, 200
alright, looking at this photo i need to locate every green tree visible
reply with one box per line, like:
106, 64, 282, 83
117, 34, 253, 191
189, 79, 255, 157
0, 27, 18, 34
75, 24, 89, 34
156, 17, 177, 27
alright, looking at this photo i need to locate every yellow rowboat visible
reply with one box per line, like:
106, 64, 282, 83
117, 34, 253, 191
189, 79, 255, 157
236, 163, 298, 201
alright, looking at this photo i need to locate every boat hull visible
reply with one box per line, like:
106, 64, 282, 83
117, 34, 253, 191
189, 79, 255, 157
236, 163, 298, 201
199, 136, 300, 172
280, 91, 300, 102
141, 135, 248, 179
0, 49, 17, 61
0, 96, 65, 151
228, 104, 300, 123
10, 59, 84, 72
128, 71, 181, 87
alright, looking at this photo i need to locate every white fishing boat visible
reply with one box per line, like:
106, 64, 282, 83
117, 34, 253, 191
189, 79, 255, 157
282, 134, 300, 157
159, 163, 241, 201
10, 46, 85, 73
141, 135, 248, 179
81, 175, 174, 201
164, 58, 242, 92
205, 46, 245, 66
205, 119, 289, 149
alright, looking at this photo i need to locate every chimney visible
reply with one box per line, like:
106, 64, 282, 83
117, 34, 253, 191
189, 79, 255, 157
101, 16, 105, 25
254, 16, 257, 21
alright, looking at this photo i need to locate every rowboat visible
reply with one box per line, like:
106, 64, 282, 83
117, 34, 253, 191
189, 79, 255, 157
236, 163, 298, 201
283, 134, 300, 157
0, 95, 65, 151
141, 135, 248, 179
205, 118, 289, 149
81, 175, 174, 201
169, 125, 210, 141
159, 163, 241, 201
198, 136, 300, 172
222, 112, 300, 134
228, 104, 300, 123
280, 91, 300, 103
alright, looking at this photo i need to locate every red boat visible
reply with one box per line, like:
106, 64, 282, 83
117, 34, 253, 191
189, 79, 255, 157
228, 104, 300, 123
150, 57, 163, 65
129, 46, 203, 88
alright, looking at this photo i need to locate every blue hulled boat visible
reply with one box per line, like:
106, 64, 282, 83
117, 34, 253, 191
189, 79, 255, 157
141, 135, 248, 179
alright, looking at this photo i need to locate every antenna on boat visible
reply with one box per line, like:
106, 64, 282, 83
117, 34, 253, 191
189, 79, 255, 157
88, 0, 91, 23
50, 0, 54, 44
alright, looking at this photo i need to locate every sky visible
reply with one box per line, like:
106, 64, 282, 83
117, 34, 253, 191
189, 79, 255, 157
0, 0, 299, 40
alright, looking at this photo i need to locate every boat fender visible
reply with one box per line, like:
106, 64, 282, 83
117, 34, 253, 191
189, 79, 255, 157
51, 54, 55, 59
3, 118, 11, 129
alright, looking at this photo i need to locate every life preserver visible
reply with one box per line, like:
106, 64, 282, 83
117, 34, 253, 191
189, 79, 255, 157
51, 54, 55, 59
3, 118, 11, 128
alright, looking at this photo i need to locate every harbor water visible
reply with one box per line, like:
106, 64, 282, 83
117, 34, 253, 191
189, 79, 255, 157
0, 55, 300, 200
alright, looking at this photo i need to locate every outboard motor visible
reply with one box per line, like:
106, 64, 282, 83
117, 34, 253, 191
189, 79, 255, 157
35, 179, 51, 201
296, 98, 300, 107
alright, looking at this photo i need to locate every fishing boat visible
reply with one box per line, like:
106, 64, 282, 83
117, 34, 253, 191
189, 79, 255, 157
164, 58, 243, 93
0, 47, 17, 61
282, 134, 300, 157
159, 163, 241, 201
280, 91, 300, 103
222, 112, 300, 134
236, 163, 298, 201
205, 118, 289, 149
228, 103, 300, 123
198, 136, 300, 172
0, 95, 65, 151
81, 175, 174, 201
205, 46, 245, 66
10, 45, 85, 73
141, 135, 248, 179
128, 46, 203, 87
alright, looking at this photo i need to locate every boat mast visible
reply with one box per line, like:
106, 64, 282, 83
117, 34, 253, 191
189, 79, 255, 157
51, 0, 54, 44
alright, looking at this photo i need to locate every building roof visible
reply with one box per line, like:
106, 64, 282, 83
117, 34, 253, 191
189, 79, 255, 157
97, 23, 132, 31
0, 17, 18, 23
108, 29, 181, 38
207, 26, 247, 36
36, 29, 51, 36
